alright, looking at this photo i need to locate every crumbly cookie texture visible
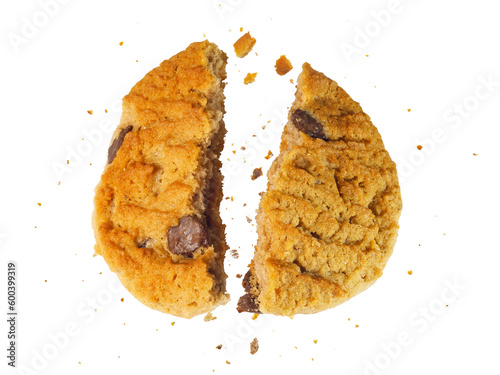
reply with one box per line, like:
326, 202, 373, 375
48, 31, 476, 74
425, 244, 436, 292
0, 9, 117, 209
233, 32, 256, 58
238, 63, 402, 317
93, 41, 229, 319
275, 55, 293, 76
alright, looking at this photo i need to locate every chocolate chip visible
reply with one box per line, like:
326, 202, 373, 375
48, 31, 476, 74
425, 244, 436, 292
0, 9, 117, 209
167, 215, 209, 255
291, 110, 327, 140
237, 294, 261, 314
107, 126, 133, 164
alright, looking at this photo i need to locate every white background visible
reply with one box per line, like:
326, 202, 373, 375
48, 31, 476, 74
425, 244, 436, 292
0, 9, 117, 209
1, 0, 500, 374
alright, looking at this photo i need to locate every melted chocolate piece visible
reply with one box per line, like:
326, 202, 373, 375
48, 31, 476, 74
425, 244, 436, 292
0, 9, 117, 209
242, 270, 253, 292
167, 215, 209, 255
237, 294, 261, 314
237, 270, 261, 313
291, 110, 327, 140
107, 126, 133, 164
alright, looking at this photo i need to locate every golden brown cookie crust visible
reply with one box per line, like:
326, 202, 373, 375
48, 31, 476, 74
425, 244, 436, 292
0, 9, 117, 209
240, 63, 402, 317
93, 41, 229, 318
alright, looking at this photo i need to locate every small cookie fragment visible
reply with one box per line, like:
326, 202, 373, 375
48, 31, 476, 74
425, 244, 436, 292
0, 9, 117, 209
230, 249, 239, 259
244, 72, 257, 85
275, 55, 293, 76
264, 150, 273, 160
250, 338, 259, 355
204, 312, 217, 322
216, 344, 222, 350
234, 32, 256, 58
416, 145, 423, 150
251, 168, 263, 180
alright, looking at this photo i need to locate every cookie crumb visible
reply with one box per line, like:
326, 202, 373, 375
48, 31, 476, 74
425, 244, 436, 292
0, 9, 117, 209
204, 312, 217, 322
244, 72, 257, 85
119, 41, 123, 46
87, 110, 93, 115
246, 216, 252, 223
240, 27, 243, 32
250, 337, 259, 355
408, 270, 413, 275
275, 55, 293, 76
230, 249, 239, 259
355, 324, 359, 328
408, 109, 411, 112
252, 313, 259, 320
105, 109, 108, 113
121, 298, 124, 302
473, 153, 478, 156
216, 344, 223, 350
171, 322, 175, 326
313, 340, 318, 344
236, 273, 242, 278
37, 202, 42, 206
58, 181, 61, 185
258, 191, 264, 197
417, 145, 423, 150
226, 360, 231, 365
241, 146, 246, 150
251, 168, 263, 180
234, 32, 256, 58
264, 150, 273, 160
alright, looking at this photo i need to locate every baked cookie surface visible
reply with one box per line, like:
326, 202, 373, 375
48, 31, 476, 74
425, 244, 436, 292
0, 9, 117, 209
238, 63, 402, 317
93, 41, 229, 318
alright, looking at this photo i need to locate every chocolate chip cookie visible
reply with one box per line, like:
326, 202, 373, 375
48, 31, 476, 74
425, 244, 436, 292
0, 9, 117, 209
238, 63, 402, 317
93, 41, 229, 318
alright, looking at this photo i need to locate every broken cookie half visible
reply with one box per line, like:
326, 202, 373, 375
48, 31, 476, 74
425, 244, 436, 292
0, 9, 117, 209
238, 63, 402, 317
93, 41, 229, 318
